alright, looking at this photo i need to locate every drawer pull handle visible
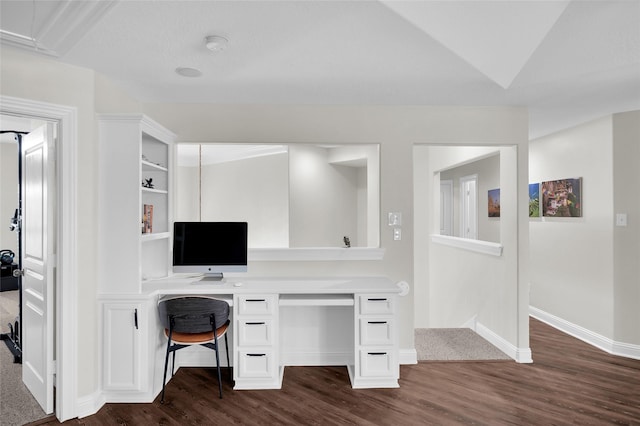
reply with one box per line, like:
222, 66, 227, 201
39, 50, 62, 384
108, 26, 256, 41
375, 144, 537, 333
368, 298, 387, 302
246, 353, 266, 357
368, 321, 387, 325
246, 322, 266, 325
368, 352, 387, 356
246, 299, 266, 302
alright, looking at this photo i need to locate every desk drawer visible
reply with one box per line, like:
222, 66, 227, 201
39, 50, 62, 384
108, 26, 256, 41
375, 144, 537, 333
360, 318, 394, 345
238, 319, 273, 346
359, 349, 396, 378
237, 295, 277, 316
237, 350, 276, 379
358, 295, 394, 315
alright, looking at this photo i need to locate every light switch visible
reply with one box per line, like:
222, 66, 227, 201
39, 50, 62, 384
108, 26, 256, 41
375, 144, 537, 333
616, 213, 628, 227
388, 212, 402, 226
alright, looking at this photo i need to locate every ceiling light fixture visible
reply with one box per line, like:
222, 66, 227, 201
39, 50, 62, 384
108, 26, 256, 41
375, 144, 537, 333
175, 67, 202, 77
205, 35, 228, 52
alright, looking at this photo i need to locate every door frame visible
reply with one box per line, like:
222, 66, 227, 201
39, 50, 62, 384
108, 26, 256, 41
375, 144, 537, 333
1, 95, 78, 422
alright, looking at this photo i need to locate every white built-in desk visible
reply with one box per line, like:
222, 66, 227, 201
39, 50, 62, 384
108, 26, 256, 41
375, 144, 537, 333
141, 276, 400, 393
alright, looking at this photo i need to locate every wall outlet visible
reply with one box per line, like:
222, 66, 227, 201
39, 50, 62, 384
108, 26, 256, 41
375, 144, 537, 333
616, 213, 628, 227
393, 228, 402, 241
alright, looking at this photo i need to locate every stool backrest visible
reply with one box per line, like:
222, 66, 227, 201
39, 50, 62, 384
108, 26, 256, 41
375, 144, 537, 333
158, 297, 229, 333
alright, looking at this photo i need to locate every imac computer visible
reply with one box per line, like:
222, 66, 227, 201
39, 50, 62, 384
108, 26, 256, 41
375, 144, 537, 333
172, 221, 248, 281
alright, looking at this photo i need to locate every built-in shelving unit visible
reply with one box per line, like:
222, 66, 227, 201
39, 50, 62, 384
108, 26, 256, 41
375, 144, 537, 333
98, 113, 176, 403
98, 114, 175, 293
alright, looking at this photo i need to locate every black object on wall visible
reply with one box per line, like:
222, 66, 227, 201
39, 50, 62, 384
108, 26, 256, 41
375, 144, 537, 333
0, 130, 27, 363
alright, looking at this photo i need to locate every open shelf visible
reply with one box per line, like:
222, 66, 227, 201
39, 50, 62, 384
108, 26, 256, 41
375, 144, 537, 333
141, 159, 168, 172
141, 187, 168, 194
141, 232, 170, 242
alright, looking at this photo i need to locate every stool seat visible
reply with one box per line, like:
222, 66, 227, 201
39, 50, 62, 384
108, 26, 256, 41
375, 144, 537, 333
164, 321, 229, 345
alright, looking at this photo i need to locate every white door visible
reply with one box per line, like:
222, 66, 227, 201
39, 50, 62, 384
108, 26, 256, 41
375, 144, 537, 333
460, 175, 478, 240
440, 180, 453, 236
21, 123, 55, 414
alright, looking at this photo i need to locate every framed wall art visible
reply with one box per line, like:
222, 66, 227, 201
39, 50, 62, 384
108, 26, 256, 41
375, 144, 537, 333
488, 188, 500, 217
529, 183, 540, 217
541, 178, 582, 217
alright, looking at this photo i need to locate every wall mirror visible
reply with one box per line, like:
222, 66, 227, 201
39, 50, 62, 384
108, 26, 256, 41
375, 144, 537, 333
176, 143, 380, 250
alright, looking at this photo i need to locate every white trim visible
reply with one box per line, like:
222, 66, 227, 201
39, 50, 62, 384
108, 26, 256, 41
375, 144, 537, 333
530, 306, 640, 360
431, 234, 503, 257
399, 348, 418, 365
75, 390, 105, 419
0, 1, 116, 57
475, 321, 532, 363
249, 247, 385, 261
1, 95, 78, 421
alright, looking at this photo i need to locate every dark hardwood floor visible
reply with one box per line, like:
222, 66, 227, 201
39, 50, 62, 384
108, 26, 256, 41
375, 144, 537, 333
33, 318, 640, 425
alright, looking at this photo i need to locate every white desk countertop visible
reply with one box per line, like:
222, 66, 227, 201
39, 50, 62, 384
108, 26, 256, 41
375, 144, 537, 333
140, 275, 400, 297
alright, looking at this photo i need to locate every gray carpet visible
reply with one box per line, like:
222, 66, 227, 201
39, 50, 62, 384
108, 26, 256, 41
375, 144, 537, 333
0, 290, 47, 426
415, 327, 511, 361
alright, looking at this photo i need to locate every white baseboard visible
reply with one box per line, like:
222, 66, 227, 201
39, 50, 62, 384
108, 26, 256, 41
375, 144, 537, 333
475, 322, 532, 363
399, 348, 417, 365
460, 315, 478, 330
530, 306, 640, 360
76, 390, 104, 419
464, 314, 533, 363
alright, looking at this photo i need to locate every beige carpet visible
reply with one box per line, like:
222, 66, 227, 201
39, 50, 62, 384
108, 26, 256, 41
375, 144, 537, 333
0, 290, 47, 426
415, 327, 511, 361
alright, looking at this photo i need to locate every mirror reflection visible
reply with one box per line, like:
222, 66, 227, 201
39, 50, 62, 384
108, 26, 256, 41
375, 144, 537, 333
176, 144, 380, 249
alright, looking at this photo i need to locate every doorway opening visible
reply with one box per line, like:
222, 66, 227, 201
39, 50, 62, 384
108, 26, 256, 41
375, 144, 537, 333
0, 95, 78, 422
1, 115, 56, 423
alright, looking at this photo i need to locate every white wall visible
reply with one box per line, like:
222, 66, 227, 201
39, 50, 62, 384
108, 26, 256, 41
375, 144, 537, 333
0, 142, 18, 254
529, 116, 615, 338
200, 152, 289, 248
440, 153, 500, 243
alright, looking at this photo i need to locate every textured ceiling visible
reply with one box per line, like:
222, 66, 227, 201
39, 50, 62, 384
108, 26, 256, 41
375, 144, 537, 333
1, 0, 639, 138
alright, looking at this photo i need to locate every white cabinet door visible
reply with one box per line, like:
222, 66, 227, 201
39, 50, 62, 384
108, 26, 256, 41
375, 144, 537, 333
102, 303, 145, 392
